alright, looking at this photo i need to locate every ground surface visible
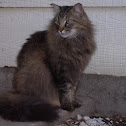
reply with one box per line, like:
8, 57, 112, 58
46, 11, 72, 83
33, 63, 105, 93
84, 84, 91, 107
0, 67, 126, 126
58, 115, 126, 126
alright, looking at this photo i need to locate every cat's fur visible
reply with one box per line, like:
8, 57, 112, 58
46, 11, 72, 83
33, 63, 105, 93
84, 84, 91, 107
0, 3, 96, 122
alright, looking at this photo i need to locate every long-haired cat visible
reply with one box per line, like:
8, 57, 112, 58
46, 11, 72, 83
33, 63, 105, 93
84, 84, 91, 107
0, 3, 96, 122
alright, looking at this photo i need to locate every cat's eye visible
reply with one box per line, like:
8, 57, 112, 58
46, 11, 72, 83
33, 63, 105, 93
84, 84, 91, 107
66, 19, 73, 25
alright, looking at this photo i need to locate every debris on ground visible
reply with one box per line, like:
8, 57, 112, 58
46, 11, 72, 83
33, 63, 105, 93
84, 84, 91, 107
57, 115, 126, 126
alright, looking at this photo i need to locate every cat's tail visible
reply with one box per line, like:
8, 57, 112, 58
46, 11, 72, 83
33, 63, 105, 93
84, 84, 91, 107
0, 92, 59, 122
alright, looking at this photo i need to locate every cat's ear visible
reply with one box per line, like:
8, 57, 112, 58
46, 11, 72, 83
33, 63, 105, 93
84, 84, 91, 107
51, 3, 60, 14
72, 3, 84, 16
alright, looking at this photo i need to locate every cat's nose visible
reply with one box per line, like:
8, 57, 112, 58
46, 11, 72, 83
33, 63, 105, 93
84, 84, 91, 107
58, 30, 65, 34
58, 26, 64, 32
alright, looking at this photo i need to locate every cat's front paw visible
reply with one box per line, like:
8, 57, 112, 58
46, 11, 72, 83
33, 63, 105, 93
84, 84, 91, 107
73, 99, 82, 108
61, 101, 74, 111
61, 99, 82, 111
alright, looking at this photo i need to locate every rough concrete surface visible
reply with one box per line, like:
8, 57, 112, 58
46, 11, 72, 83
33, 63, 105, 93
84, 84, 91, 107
0, 67, 126, 126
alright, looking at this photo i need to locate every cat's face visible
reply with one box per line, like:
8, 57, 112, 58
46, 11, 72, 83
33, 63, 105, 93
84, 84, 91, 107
55, 15, 76, 38
51, 3, 87, 38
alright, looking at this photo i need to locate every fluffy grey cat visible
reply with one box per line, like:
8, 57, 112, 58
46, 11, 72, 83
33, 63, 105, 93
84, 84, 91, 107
0, 3, 96, 122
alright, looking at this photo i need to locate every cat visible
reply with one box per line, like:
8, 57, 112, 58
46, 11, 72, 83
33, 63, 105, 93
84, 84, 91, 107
0, 3, 96, 122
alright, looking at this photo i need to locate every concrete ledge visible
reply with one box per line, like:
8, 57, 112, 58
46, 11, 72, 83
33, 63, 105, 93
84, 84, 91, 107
0, 67, 126, 125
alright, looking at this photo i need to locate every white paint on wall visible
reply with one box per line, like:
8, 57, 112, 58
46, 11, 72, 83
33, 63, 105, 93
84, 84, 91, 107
85, 7, 126, 76
0, 1, 126, 76
0, 8, 53, 66
0, 0, 126, 7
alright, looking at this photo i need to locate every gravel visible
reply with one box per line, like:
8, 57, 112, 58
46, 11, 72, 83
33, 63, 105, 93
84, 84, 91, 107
57, 115, 126, 126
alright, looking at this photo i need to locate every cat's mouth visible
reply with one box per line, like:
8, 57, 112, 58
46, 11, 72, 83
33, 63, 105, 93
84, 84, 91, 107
59, 33, 70, 38
58, 29, 76, 38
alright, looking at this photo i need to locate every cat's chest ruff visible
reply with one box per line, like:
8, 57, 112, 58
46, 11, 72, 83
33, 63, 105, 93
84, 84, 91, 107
49, 38, 84, 64
53, 45, 83, 64
55, 43, 78, 56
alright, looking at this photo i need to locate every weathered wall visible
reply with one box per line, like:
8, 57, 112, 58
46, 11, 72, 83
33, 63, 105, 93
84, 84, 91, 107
0, 67, 126, 119
0, 0, 126, 76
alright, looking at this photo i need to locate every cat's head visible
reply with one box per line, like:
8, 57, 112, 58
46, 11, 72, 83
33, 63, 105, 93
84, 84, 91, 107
51, 3, 89, 38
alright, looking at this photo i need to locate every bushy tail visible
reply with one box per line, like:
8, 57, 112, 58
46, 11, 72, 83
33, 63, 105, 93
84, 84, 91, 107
0, 92, 59, 122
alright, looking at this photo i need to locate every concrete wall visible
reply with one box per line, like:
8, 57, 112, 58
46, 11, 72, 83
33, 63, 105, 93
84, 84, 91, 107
0, 67, 126, 118
0, 0, 126, 76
